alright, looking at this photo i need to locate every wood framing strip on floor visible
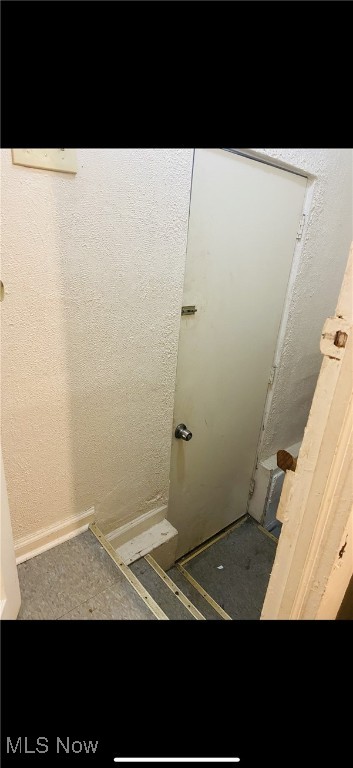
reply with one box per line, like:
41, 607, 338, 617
178, 515, 248, 567
144, 554, 206, 620
256, 524, 279, 543
176, 563, 232, 620
89, 523, 169, 620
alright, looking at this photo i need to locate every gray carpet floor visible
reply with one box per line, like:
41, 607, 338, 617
181, 516, 277, 619
130, 558, 194, 620
17, 530, 155, 620
17, 517, 276, 620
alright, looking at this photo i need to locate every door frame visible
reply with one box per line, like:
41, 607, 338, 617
222, 148, 308, 179
1, 447, 21, 619
234, 151, 315, 520
261, 244, 353, 620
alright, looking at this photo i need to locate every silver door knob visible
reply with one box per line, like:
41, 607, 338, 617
175, 423, 193, 441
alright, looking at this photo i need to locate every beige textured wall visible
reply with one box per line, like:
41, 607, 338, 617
252, 148, 352, 459
1, 149, 193, 541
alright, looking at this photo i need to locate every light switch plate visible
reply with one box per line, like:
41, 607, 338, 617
12, 149, 77, 174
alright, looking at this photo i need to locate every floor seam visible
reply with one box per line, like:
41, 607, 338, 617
53, 580, 128, 620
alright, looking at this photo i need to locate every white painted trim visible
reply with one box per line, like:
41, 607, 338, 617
116, 519, 178, 567
1, 449, 21, 619
105, 505, 167, 547
15, 506, 95, 564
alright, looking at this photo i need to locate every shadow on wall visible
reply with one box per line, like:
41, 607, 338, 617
50, 150, 193, 534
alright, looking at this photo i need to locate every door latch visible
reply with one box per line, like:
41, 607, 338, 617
181, 305, 197, 316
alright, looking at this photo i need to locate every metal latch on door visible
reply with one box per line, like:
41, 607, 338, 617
181, 305, 197, 316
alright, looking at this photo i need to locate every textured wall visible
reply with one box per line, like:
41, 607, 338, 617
1, 149, 193, 539
1, 148, 351, 543
251, 148, 352, 459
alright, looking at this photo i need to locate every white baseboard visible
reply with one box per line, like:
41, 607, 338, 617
116, 518, 178, 566
106, 505, 167, 549
15, 506, 95, 564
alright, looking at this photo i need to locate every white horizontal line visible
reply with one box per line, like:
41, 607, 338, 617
114, 760, 240, 764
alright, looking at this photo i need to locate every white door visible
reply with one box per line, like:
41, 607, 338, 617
1, 448, 21, 619
168, 149, 307, 558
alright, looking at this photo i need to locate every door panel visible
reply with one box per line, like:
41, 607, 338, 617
168, 149, 307, 558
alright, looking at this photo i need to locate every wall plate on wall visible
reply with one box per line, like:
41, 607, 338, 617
12, 149, 77, 174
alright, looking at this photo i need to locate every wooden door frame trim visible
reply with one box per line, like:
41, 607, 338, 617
261, 244, 353, 620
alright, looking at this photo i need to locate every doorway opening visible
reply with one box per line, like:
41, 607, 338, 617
86, 148, 310, 619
